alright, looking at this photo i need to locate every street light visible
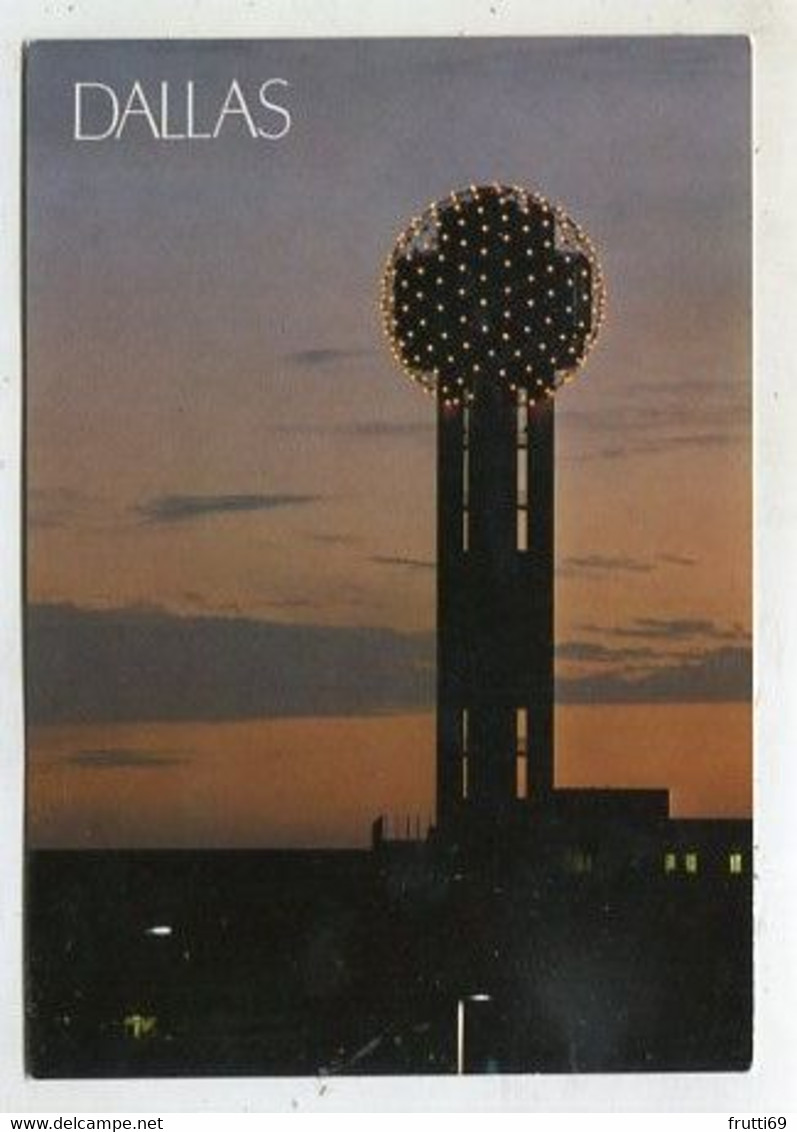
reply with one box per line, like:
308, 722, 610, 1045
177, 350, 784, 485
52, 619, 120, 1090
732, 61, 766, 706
457, 992, 493, 1074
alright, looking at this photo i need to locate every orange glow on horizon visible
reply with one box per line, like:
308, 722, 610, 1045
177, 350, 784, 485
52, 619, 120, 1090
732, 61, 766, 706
28, 702, 750, 849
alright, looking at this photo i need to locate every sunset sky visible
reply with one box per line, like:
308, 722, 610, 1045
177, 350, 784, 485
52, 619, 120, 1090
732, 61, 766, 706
25, 38, 751, 847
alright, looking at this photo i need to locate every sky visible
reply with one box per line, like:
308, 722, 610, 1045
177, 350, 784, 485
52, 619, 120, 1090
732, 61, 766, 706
24, 37, 751, 847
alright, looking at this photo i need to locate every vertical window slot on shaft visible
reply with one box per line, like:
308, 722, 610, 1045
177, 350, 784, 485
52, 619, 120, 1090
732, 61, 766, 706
516, 708, 528, 799
517, 404, 528, 551
462, 406, 470, 552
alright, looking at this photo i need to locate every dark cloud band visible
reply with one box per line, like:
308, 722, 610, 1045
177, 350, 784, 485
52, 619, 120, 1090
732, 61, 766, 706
26, 604, 434, 725
67, 748, 187, 769
26, 604, 751, 727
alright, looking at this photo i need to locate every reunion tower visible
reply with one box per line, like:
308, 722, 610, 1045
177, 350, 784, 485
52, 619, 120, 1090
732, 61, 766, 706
381, 183, 606, 841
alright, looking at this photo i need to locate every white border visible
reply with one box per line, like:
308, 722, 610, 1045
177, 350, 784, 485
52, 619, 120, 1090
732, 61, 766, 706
2, 0, 795, 1114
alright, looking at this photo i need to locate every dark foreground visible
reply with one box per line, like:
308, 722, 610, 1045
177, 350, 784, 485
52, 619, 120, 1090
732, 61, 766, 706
27, 848, 752, 1077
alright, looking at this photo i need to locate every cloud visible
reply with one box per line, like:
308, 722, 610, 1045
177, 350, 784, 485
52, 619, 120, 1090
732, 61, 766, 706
308, 533, 359, 546
26, 604, 751, 723
558, 646, 751, 704
559, 554, 655, 576
26, 604, 434, 725
589, 432, 743, 462
346, 421, 433, 438
136, 493, 321, 524
659, 553, 698, 568
67, 748, 187, 769
609, 617, 748, 642
559, 379, 749, 464
259, 598, 319, 610
284, 348, 372, 367
370, 556, 435, 571
616, 617, 717, 639
558, 553, 697, 578
276, 420, 433, 439
576, 617, 750, 645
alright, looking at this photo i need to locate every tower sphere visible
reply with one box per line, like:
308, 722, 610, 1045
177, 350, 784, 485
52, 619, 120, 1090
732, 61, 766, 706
381, 183, 606, 406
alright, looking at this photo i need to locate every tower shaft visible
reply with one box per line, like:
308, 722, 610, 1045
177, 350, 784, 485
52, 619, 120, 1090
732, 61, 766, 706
436, 380, 554, 834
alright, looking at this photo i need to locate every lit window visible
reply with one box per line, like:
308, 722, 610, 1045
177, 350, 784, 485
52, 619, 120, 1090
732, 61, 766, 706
664, 852, 677, 874
729, 852, 743, 875
684, 852, 698, 875
516, 755, 527, 800
516, 509, 527, 551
